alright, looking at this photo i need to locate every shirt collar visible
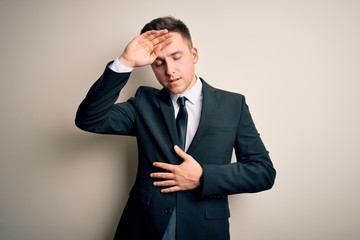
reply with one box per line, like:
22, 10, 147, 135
170, 76, 203, 105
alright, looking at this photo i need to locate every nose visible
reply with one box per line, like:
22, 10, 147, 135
165, 62, 175, 76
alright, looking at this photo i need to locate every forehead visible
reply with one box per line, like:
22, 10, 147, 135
169, 32, 189, 45
159, 32, 190, 55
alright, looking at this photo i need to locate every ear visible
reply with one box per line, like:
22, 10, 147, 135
191, 47, 199, 64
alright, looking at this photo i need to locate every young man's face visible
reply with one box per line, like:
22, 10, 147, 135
151, 32, 199, 94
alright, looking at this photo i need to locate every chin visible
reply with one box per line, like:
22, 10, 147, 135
165, 86, 183, 94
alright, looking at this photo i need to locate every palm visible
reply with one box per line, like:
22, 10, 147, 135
120, 30, 171, 68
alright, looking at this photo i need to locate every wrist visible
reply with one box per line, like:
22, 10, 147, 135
118, 55, 135, 68
198, 165, 204, 185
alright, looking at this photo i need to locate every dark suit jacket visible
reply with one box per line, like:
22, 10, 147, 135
75, 65, 276, 240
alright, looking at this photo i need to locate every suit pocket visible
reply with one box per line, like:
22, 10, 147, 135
205, 207, 230, 220
207, 126, 234, 132
129, 187, 152, 206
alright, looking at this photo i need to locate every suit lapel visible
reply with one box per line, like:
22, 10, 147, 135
156, 80, 220, 160
158, 89, 179, 149
188, 80, 220, 153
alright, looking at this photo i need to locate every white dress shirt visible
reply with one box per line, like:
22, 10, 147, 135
109, 58, 203, 151
169, 79, 202, 151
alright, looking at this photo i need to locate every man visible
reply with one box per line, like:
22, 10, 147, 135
75, 16, 276, 240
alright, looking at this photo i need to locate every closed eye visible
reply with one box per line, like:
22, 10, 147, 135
172, 53, 182, 61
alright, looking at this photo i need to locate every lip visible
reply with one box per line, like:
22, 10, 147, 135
168, 77, 181, 85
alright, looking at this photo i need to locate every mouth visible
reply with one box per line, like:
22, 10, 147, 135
168, 77, 181, 85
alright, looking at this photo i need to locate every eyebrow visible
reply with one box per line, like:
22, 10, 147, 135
156, 51, 183, 60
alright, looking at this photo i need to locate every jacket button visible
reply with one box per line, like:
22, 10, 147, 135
164, 208, 172, 214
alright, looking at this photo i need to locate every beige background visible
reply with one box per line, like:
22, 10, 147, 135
1, 0, 360, 239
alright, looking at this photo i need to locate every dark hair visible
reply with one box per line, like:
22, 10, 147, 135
141, 16, 193, 47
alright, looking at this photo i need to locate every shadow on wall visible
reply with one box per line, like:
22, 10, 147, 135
51, 131, 139, 239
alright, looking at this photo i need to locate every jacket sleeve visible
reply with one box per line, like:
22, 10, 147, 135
75, 64, 137, 135
201, 96, 276, 197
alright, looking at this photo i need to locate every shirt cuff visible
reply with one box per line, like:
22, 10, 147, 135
109, 58, 134, 73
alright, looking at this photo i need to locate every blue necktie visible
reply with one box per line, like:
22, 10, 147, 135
176, 96, 188, 150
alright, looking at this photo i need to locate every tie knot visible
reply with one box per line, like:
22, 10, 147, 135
177, 96, 187, 107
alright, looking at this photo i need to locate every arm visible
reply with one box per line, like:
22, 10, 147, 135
75, 30, 172, 134
75, 67, 136, 134
201, 98, 276, 196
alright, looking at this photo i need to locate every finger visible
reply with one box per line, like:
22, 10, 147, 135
160, 186, 181, 193
150, 172, 174, 179
174, 145, 188, 160
153, 180, 177, 187
152, 37, 172, 56
151, 33, 172, 45
142, 29, 169, 41
153, 162, 176, 172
